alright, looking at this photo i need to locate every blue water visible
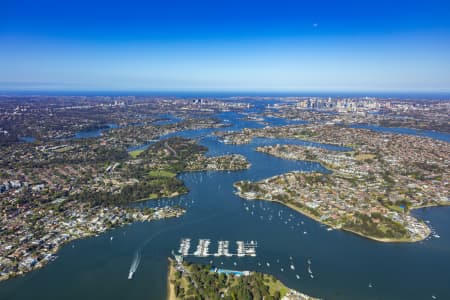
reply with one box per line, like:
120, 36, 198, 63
15, 124, 118, 143
350, 124, 450, 143
152, 114, 182, 126
72, 123, 119, 139
1, 112, 449, 300
19, 136, 36, 143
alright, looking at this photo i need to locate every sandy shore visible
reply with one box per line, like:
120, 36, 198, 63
167, 258, 177, 300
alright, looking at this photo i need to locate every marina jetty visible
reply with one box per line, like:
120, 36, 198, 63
178, 238, 257, 257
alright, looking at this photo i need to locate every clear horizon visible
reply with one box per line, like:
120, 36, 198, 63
3, 90, 450, 100
2, 0, 450, 92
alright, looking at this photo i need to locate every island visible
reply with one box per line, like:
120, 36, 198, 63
233, 124, 449, 242
168, 257, 319, 300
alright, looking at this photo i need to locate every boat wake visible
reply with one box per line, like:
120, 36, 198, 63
127, 212, 220, 280
128, 250, 141, 279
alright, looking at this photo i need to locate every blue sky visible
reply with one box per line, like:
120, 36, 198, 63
1, 0, 450, 92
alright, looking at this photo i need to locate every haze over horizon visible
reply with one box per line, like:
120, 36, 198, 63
2, 0, 450, 93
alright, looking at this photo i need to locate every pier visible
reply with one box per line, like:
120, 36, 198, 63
177, 238, 258, 258
214, 240, 232, 257
178, 238, 191, 256
193, 239, 211, 257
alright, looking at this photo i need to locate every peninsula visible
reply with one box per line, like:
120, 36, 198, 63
168, 257, 319, 300
234, 124, 449, 242
0, 206, 185, 281
0, 135, 250, 281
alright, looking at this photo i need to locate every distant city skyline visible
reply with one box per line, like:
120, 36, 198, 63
1, 0, 450, 92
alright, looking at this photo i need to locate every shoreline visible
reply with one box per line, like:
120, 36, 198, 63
234, 184, 442, 243
0, 207, 185, 283
0, 230, 99, 282
167, 257, 320, 300
185, 165, 252, 172
132, 190, 187, 203
131, 163, 252, 203
167, 258, 176, 300
411, 202, 450, 210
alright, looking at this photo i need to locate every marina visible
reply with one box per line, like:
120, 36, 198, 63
178, 239, 258, 257
214, 240, 232, 257
178, 238, 191, 256
193, 239, 211, 257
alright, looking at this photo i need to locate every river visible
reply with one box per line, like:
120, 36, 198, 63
1, 110, 449, 300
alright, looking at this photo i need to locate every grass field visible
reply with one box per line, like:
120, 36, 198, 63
148, 193, 159, 199
265, 274, 289, 297
149, 170, 176, 178
129, 149, 144, 158
387, 204, 405, 213
355, 153, 376, 161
